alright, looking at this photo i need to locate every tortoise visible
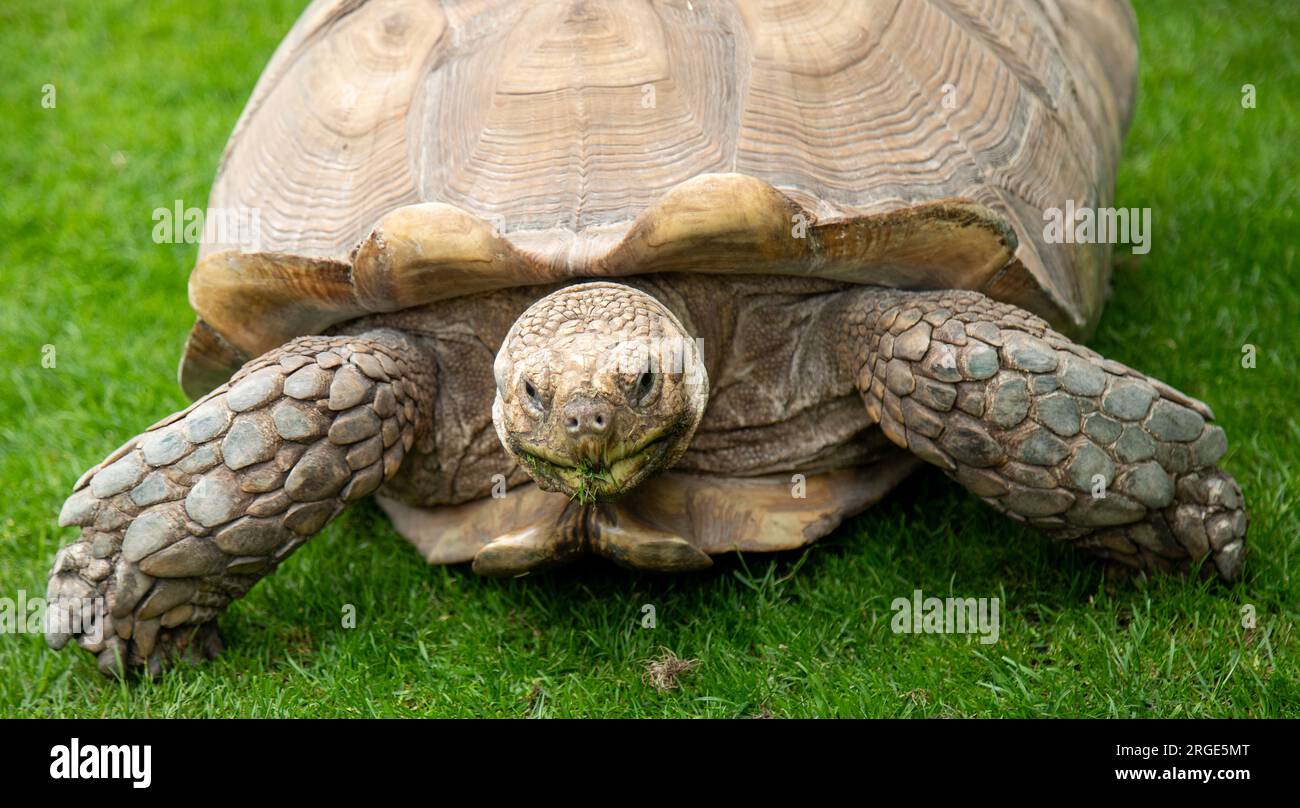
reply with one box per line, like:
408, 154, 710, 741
46, 0, 1248, 676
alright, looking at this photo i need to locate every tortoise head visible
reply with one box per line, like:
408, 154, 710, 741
492, 282, 708, 503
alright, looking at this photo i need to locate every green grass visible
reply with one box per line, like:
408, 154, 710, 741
0, 0, 1295, 717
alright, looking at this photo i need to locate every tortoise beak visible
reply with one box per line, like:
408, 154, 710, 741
506, 421, 682, 504
560, 395, 617, 463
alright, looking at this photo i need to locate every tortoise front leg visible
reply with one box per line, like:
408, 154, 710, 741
46, 330, 432, 676
845, 289, 1247, 580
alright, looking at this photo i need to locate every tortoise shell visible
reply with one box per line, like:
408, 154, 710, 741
182, 0, 1137, 399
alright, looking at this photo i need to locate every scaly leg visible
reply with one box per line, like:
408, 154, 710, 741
46, 330, 432, 675
846, 289, 1247, 579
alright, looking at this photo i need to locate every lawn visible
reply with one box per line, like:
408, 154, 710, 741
0, 0, 1295, 717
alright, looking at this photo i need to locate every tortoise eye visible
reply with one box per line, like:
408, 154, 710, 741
634, 370, 657, 405
522, 378, 545, 411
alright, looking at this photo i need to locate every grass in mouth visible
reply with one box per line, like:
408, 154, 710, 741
572, 459, 616, 505
517, 451, 613, 505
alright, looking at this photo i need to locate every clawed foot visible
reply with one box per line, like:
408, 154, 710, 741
854, 289, 1249, 581
1064, 468, 1247, 580
45, 331, 428, 677
45, 580, 225, 678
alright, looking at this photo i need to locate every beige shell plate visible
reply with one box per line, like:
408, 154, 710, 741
184, 182, 1027, 396
185, 0, 1139, 397
379, 461, 921, 572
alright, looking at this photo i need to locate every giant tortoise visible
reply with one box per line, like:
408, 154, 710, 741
45, 0, 1247, 675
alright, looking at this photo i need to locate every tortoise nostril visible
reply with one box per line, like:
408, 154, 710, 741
562, 397, 614, 438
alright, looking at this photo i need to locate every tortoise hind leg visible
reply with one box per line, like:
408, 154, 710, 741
844, 288, 1247, 580
46, 330, 432, 676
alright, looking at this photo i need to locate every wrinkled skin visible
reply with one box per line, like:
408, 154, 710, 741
490, 280, 1247, 584
47, 275, 1247, 677
492, 282, 708, 502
